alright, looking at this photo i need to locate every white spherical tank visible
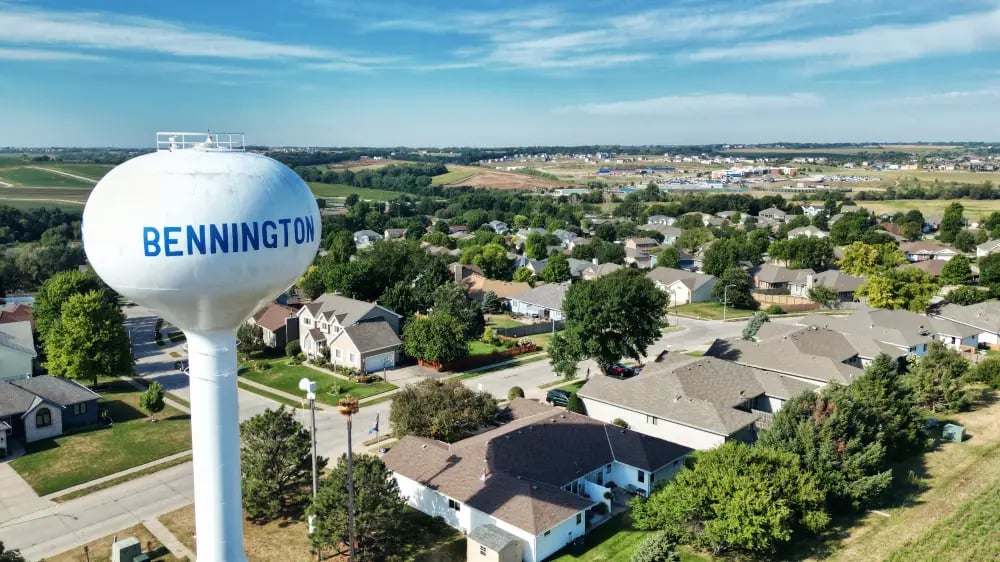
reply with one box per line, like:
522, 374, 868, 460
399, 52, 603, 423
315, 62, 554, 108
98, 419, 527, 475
83, 147, 319, 330
82, 133, 320, 562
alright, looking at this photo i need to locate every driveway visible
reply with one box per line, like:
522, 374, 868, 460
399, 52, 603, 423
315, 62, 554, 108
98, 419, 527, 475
0, 463, 52, 525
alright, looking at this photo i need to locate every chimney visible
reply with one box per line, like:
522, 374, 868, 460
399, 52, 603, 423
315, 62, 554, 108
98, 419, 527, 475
481, 458, 490, 482
592, 257, 599, 265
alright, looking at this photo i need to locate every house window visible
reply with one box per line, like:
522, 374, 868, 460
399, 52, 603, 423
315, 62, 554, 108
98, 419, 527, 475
36, 408, 52, 428
335, 349, 342, 359
605, 463, 611, 474
72, 402, 87, 416
479, 545, 487, 556
543, 530, 551, 536
448, 499, 460, 511
646, 415, 658, 425
576, 513, 582, 525
637, 470, 645, 483
321, 323, 327, 330
349, 353, 356, 363
303, 318, 311, 326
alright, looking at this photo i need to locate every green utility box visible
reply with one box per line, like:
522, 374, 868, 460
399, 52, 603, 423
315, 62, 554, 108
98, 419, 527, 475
942, 423, 965, 443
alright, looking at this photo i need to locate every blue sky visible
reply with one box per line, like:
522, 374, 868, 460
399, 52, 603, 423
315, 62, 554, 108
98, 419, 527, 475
1, 0, 999, 147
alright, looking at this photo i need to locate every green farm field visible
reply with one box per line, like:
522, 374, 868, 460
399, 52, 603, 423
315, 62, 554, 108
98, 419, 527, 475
307, 182, 404, 201
846, 199, 1000, 221
431, 167, 477, 185
0, 166, 95, 188
41, 162, 114, 180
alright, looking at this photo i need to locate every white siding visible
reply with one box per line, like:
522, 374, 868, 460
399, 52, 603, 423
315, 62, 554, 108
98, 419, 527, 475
533, 514, 585, 562
24, 404, 62, 443
581, 398, 726, 450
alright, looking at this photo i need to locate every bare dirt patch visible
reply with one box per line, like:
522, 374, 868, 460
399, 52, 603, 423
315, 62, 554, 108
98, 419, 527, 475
446, 169, 571, 190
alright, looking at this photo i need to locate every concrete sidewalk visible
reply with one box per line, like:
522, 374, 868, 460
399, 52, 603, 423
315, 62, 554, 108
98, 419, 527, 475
0, 463, 53, 525
143, 516, 195, 560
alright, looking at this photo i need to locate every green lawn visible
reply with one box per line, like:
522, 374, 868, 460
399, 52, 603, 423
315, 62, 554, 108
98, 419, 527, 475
468, 340, 507, 356
41, 163, 114, 180
550, 514, 710, 562
9, 381, 191, 495
674, 302, 755, 321
307, 182, 405, 201
0, 166, 95, 188
486, 314, 523, 329
240, 358, 395, 407
431, 168, 477, 185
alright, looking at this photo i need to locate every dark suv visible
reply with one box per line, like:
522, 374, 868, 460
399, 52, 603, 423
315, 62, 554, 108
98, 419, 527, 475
546, 389, 571, 407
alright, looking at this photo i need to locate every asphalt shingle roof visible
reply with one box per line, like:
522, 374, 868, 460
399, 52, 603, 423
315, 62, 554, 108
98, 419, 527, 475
10, 375, 100, 407
646, 268, 716, 292
332, 320, 401, 353
510, 283, 568, 312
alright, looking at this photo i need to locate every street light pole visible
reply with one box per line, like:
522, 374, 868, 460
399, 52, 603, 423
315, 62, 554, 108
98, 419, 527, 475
723, 284, 736, 322
338, 394, 360, 562
298, 379, 318, 535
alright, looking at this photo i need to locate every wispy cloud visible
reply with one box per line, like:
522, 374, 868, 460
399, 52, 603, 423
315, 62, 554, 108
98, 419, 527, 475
687, 6, 1000, 68
876, 86, 1000, 106
0, 47, 104, 61
555, 92, 822, 116
0, 2, 394, 70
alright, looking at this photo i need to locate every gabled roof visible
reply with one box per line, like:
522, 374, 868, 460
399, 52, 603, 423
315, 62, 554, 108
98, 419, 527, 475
788, 225, 827, 237
469, 525, 520, 551
567, 258, 591, 278
384, 401, 690, 534
583, 263, 623, 279
329, 320, 401, 353
646, 268, 717, 292
898, 260, 947, 276
581, 355, 812, 434
797, 308, 977, 349
759, 207, 786, 216
10, 375, 100, 407
899, 241, 958, 255
752, 264, 814, 285
978, 239, 1000, 252
626, 237, 658, 246
805, 269, 865, 292
0, 321, 36, 357
353, 229, 382, 240
300, 293, 400, 326
253, 303, 298, 332
0, 304, 33, 329
934, 301, 1000, 332
510, 283, 568, 312
0, 382, 39, 417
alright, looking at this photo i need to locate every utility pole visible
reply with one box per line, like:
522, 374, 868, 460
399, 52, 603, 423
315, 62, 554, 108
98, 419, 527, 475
723, 284, 736, 322
299, 379, 318, 535
338, 394, 360, 562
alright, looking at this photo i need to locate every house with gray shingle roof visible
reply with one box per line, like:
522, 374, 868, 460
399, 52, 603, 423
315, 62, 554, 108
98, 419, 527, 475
328, 320, 402, 373
297, 294, 401, 364
1, 375, 101, 445
795, 307, 979, 357
580, 354, 820, 450
750, 264, 814, 293
384, 399, 691, 562
931, 301, 1000, 349
510, 283, 569, 320
647, 268, 718, 304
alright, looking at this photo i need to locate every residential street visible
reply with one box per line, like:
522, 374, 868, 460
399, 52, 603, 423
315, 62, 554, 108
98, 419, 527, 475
0, 307, 771, 559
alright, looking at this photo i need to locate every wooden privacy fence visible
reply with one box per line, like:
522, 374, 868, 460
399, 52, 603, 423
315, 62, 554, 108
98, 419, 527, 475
418, 344, 539, 372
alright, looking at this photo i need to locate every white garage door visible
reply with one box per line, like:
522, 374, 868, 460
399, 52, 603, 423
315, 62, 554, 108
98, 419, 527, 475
364, 352, 395, 373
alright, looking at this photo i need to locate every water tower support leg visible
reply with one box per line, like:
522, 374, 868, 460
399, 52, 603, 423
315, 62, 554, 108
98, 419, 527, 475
187, 329, 248, 562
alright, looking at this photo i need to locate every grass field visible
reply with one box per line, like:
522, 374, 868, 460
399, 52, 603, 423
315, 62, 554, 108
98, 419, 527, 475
486, 314, 523, 329
0, 196, 86, 211
159, 503, 463, 562
47, 523, 181, 562
431, 168, 477, 185
848, 199, 1000, 221
550, 514, 708, 562
0, 166, 95, 188
240, 358, 395, 407
308, 182, 404, 201
673, 302, 755, 321
9, 381, 191, 495
723, 145, 960, 156
42, 163, 114, 180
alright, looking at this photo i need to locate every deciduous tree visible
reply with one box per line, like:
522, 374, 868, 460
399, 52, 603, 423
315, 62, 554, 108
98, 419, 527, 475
401, 312, 468, 365
389, 379, 495, 442
44, 291, 133, 387
34, 270, 116, 342
838, 242, 905, 276
237, 322, 265, 357
940, 254, 973, 285
856, 267, 938, 312
139, 381, 165, 421
540, 253, 572, 283
905, 341, 971, 413
938, 202, 964, 243
808, 285, 838, 308
711, 267, 756, 310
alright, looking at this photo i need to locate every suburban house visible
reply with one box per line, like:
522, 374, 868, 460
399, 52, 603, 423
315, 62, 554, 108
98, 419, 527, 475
788, 270, 865, 304
796, 307, 979, 357
647, 268, 718, 305
449, 225, 469, 236
899, 241, 959, 262
646, 215, 676, 226
624, 238, 659, 269
0, 375, 100, 444
353, 229, 383, 247
839, 205, 862, 214
567, 237, 591, 252
248, 303, 299, 350
514, 228, 547, 245
924, 214, 943, 231
758, 207, 787, 222
581, 263, 622, 281
383, 399, 692, 562
566, 258, 592, 280
641, 224, 683, 245
510, 284, 568, 321
0, 320, 36, 382
787, 225, 829, 239
383, 228, 408, 240
552, 229, 576, 248
977, 239, 1000, 258
452, 263, 534, 303
580, 354, 820, 450
898, 259, 977, 280
750, 264, 814, 293
931, 301, 1000, 349
513, 256, 548, 276
716, 210, 740, 222
801, 204, 825, 217
485, 220, 509, 234
298, 294, 402, 370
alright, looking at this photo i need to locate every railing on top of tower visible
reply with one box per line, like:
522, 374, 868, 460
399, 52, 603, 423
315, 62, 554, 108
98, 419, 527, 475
155, 132, 245, 152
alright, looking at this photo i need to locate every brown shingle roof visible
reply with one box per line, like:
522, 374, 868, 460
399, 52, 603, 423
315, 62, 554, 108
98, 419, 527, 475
253, 303, 297, 332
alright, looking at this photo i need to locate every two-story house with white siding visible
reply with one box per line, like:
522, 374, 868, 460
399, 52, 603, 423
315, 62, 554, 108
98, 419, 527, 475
384, 399, 691, 562
297, 294, 401, 371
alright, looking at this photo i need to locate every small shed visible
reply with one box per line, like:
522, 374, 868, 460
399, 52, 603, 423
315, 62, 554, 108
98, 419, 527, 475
468, 524, 523, 562
942, 423, 965, 443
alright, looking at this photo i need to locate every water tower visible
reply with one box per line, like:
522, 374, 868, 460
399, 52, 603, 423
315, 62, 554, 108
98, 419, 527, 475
83, 132, 320, 561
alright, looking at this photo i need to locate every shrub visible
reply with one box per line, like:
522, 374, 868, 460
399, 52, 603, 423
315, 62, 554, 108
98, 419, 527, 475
0, 447, 6, 458
285, 341, 301, 357
764, 304, 786, 315
508, 386, 525, 401
593, 502, 609, 515
481, 327, 500, 346
567, 393, 586, 414
612, 418, 629, 429
296, 352, 306, 361
289, 357, 301, 366
971, 356, 1000, 389
631, 531, 681, 562
252, 360, 271, 372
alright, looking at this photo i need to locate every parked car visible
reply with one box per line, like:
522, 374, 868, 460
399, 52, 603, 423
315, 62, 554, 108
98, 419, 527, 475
174, 360, 188, 372
605, 363, 639, 378
546, 389, 571, 407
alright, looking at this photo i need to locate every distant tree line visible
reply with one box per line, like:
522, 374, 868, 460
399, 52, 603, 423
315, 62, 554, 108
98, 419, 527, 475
296, 162, 448, 196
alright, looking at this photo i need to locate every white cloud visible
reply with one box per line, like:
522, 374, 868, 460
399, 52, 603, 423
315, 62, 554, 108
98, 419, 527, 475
0, 47, 104, 61
0, 3, 392, 70
877, 87, 1000, 105
687, 6, 1000, 67
556, 92, 822, 115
